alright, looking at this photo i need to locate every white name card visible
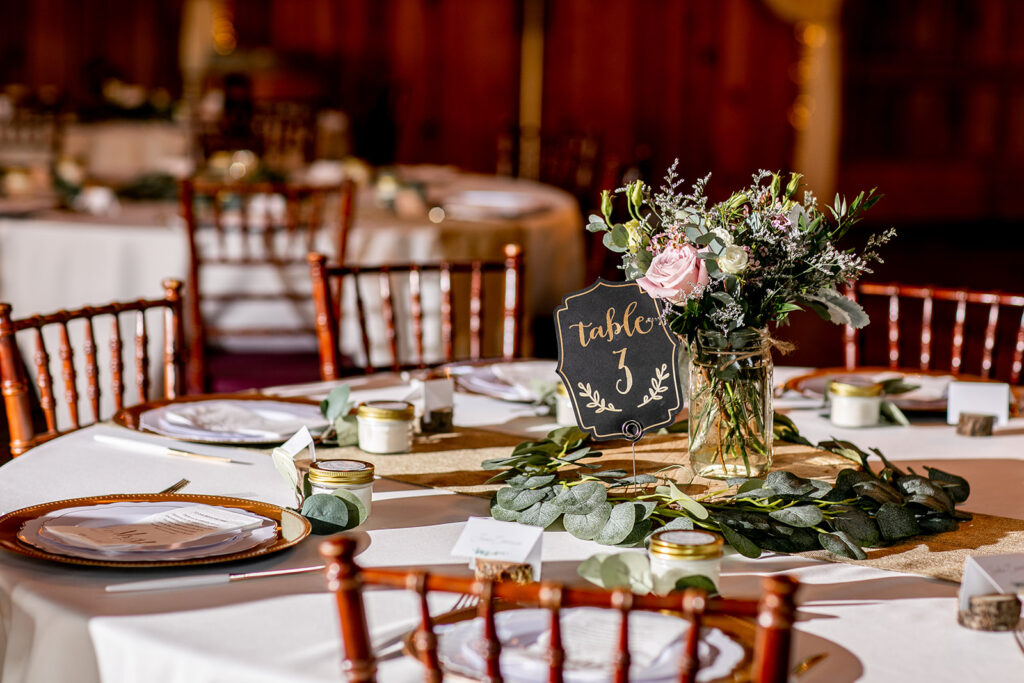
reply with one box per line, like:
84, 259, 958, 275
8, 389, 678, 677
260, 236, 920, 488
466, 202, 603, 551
451, 517, 543, 579
959, 554, 1024, 612
946, 382, 1010, 427
280, 425, 316, 461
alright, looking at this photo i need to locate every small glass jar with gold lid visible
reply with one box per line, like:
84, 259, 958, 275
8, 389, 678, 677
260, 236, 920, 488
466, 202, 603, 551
356, 400, 415, 454
648, 529, 724, 594
308, 459, 375, 515
828, 379, 883, 428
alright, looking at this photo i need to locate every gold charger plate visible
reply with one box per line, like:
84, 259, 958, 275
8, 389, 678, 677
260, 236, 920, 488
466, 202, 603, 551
404, 604, 754, 683
0, 493, 310, 568
113, 393, 325, 445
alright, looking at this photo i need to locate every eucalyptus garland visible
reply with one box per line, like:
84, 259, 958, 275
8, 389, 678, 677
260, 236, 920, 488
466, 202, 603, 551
485, 420, 972, 560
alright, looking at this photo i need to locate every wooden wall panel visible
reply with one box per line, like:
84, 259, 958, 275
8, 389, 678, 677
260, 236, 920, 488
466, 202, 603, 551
0, 0, 182, 105
543, 0, 797, 195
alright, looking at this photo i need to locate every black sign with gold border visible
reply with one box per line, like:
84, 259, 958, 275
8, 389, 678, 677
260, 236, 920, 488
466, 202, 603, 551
554, 279, 682, 440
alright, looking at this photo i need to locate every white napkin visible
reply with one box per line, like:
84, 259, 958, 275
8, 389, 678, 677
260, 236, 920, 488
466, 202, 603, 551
163, 402, 321, 440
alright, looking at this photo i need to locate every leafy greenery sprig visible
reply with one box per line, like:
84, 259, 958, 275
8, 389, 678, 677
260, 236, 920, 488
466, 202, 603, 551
486, 421, 971, 560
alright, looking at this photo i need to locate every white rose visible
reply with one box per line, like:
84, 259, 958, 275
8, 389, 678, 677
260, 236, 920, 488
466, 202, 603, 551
718, 245, 749, 274
712, 227, 734, 247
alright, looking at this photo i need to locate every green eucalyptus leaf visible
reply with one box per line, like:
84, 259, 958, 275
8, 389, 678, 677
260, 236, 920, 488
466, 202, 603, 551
558, 446, 595, 463
764, 471, 815, 497
733, 487, 776, 500
817, 530, 868, 560
606, 474, 659, 488
271, 447, 299, 496
645, 516, 694, 544
852, 480, 903, 506
600, 552, 654, 594
321, 385, 352, 421
506, 473, 558, 490
489, 495, 521, 523
667, 480, 709, 520
591, 469, 629, 480
768, 505, 824, 528
595, 503, 638, 545
332, 488, 369, 527
673, 575, 718, 594
832, 506, 880, 547
925, 466, 970, 503
548, 425, 587, 448
302, 472, 313, 500
496, 486, 547, 511
617, 519, 653, 548
875, 502, 920, 540
577, 553, 613, 586
879, 401, 910, 426
918, 514, 958, 534
633, 501, 657, 521
334, 414, 359, 446
564, 502, 613, 540
300, 494, 351, 534
553, 481, 607, 514
517, 500, 563, 529
736, 478, 767, 494
716, 519, 762, 558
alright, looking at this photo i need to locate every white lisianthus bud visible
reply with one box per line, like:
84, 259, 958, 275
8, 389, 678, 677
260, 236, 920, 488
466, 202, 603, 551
718, 245, 749, 274
624, 219, 643, 253
712, 227, 734, 247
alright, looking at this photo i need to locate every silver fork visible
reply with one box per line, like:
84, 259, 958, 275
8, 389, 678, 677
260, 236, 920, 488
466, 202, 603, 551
449, 592, 480, 613
374, 593, 480, 661
158, 478, 190, 494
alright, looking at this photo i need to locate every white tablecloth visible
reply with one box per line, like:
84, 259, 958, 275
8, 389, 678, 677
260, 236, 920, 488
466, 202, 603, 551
0, 368, 1022, 682
0, 173, 583, 424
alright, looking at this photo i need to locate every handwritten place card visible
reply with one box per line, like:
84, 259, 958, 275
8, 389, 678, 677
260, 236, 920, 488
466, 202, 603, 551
959, 554, 1024, 612
451, 517, 543, 579
554, 280, 682, 440
947, 382, 1011, 427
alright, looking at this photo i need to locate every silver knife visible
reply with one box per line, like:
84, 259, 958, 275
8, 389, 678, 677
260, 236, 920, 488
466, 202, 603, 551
105, 565, 325, 593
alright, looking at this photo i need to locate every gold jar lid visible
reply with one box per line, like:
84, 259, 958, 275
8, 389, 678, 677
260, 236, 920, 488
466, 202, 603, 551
309, 459, 375, 486
357, 400, 415, 421
556, 381, 569, 397
649, 530, 724, 559
828, 380, 884, 397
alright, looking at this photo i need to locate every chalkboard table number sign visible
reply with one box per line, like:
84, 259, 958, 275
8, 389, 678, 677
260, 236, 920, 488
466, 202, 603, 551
554, 280, 683, 441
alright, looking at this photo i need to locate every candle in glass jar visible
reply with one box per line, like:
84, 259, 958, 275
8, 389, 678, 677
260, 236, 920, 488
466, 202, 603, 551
356, 400, 415, 454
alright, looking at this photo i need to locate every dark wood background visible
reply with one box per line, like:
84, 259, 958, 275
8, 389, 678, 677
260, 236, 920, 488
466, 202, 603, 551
3, 0, 1023, 366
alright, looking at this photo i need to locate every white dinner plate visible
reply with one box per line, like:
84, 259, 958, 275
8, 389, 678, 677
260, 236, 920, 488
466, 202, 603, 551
442, 190, 551, 220
449, 360, 558, 402
18, 502, 277, 562
435, 607, 745, 682
138, 398, 329, 444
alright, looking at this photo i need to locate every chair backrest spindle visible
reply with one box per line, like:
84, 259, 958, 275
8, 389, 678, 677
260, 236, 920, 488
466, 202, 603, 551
181, 178, 356, 392
0, 280, 186, 456
319, 536, 797, 683
307, 245, 525, 376
846, 282, 1024, 384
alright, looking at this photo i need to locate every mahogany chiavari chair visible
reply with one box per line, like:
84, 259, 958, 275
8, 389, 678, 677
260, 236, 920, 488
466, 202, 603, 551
0, 280, 185, 457
307, 244, 524, 378
180, 177, 356, 393
844, 282, 1024, 384
320, 536, 797, 683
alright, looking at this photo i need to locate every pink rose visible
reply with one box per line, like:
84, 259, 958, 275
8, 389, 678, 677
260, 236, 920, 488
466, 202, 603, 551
636, 245, 709, 303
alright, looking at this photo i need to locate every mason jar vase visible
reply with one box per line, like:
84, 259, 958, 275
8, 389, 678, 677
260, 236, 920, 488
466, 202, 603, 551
688, 328, 773, 478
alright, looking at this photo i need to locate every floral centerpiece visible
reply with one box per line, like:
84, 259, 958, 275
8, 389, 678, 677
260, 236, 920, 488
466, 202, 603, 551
587, 164, 893, 477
